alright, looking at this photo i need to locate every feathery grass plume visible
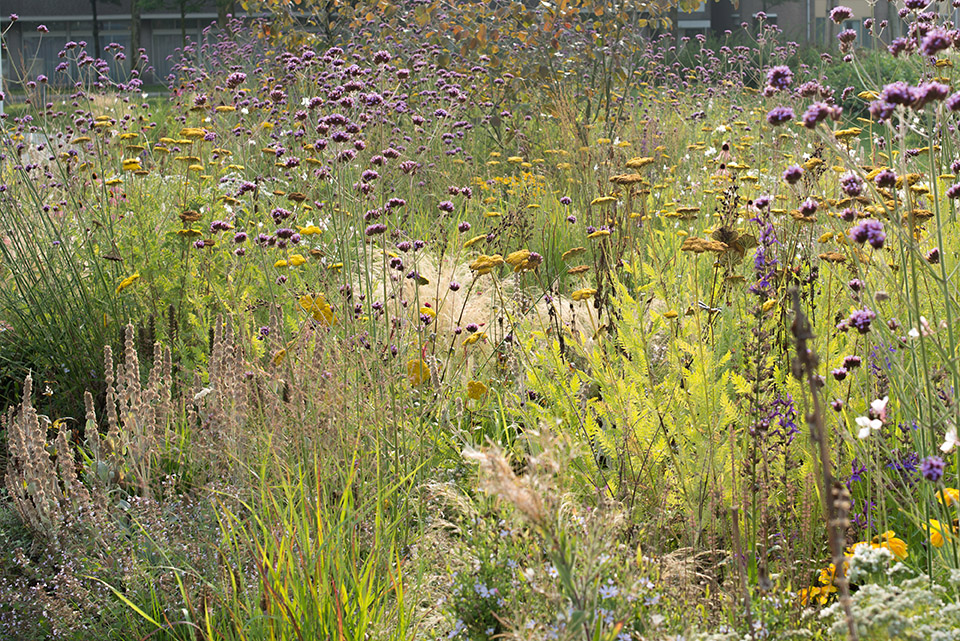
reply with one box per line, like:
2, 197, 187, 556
462, 444, 549, 527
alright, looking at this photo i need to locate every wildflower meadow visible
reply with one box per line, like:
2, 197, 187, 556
4, 0, 960, 639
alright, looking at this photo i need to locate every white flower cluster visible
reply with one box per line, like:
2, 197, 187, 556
846, 542, 893, 583
822, 576, 960, 640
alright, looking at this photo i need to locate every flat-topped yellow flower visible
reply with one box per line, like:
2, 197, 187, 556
179, 127, 207, 139
407, 359, 430, 386
115, 272, 140, 294
590, 196, 617, 206
299, 293, 335, 325
625, 156, 655, 169
463, 234, 486, 249
462, 332, 486, 346
469, 254, 504, 275
466, 381, 488, 400
571, 288, 596, 302
505, 249, 531, 267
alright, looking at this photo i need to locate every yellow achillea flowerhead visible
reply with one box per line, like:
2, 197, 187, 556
469, 254, 504, 275
561, 247, 586, 261
505, 249, 531, 267
609, 173, 644, 185
515, 253, 542, 272
463, 234, 486, 249
407, 359, 430, 386
625, 156, 655, 169
179, 127, 207, 139
115, 272, 140, 294
571, 288, 596, 302
466, 380, 488, 400
287, 254, 307, 267
299, 293, 335, 325
462, 332, 487, 346
297, 224, 323, 235
121, 158, 142, 171
833, 127, 862, 140
590, 196, 617, 206
588, 229, 611, 239
272, 349, 287, 366
680, 238, 728, 254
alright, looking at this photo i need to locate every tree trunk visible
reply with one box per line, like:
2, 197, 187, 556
669, 4, 678, 48
131, 0, 142, 72
90, 0, 101, 59
180, 0, 187, 48
217, 0, 229, 28
710, 0, 736, 38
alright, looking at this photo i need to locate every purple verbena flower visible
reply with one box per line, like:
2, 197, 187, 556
830, 5, 854, 23
922, 28, 952, 57
849, 219, 886, 249
841, 173, 863, 197
920, 455, 945, 482
765, 65, 794, 91
783, 164, 804, 185
766, 106, 794, 126
847, 309, 877, 334
874, 169, 897, 188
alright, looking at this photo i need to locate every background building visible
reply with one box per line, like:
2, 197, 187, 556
1, 0, 228, 86
0, 0, 953, 90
